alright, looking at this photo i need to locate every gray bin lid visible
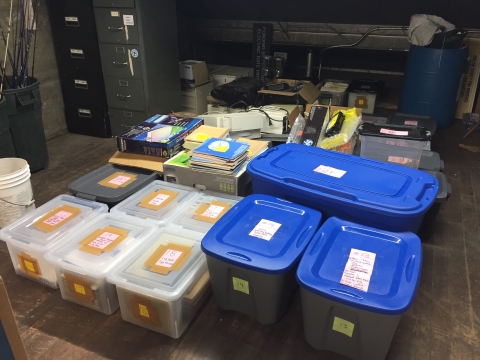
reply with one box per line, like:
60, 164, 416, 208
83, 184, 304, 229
419, 151, 444, 172
423, 170, 451, 203
387, 112, 437, 136
68, 164, 159, 205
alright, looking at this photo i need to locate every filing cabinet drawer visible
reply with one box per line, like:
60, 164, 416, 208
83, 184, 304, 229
100, 44, 143, 79
108, 108, 147, 136
60, 75, 107, 108
95, 8, 139, 45
104, 77, 146, 111
180, 94, 196, 108
93, 0, 135, 8
65, 105, 111, 138
55, 44, 103, 77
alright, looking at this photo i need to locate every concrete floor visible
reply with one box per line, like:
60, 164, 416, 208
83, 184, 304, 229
1, 121, 480, 359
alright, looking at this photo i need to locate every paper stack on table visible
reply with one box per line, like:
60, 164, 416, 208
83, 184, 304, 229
190, 138, 249, 174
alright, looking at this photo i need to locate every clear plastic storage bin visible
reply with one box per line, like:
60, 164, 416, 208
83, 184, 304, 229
167, 191, 242, 233
110, 180, 200, 226
359, 123, 431, 169
44, 214, 157, 314
107, 227, 209, 338
0, 195, 108, 288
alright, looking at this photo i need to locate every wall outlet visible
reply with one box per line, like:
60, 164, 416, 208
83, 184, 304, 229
273, 52, 288, 61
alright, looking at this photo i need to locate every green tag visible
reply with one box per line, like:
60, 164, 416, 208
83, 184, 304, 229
232, 277, 249, 294
332, 317, 355, 337
168, 152, 191, 167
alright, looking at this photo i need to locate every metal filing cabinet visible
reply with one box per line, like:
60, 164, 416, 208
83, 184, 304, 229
93, 0, 181, 136
47, 0, 111, 138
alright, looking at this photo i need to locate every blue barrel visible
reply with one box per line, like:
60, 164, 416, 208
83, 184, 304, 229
398, 45, 468, 129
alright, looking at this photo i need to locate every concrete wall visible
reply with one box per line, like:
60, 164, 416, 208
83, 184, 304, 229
0, 0, 66, 140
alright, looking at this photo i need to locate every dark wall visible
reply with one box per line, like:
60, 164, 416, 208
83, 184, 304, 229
177, 0, 476, 28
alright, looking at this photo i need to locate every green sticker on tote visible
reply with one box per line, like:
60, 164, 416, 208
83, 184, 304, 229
232, 277, 249, 295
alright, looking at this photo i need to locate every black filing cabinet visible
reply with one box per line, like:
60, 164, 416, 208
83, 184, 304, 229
93, 0, 181, 136
47, 0, 111, 137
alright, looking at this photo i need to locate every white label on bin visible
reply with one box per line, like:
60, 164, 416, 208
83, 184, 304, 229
380, 128, 409, 136
148, 194, 170, 206
202, 205, 225, 218
404, 120, 418, 126
65, 17, 78, 22
108, 175, 131, 186
388, 156, 413, 165
74, 80, 87, 85
314, 165, 346, 178
249, 219, 281, 241
44, 211, 73, 226
88, 232, 120, 250
340, 248, 376, 292
156, 249, 183, 268
70, 49, 84, 55
111, 11, 120, 17
123, 15, 134, 26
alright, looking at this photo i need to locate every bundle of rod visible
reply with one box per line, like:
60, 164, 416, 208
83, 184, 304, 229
0, 0, 40, 92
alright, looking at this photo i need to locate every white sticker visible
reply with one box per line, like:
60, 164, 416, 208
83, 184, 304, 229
78, 109, 91, 115
65, 16, 78, 22
340, 249, 376, 292
404, 120, 418, 126
130, 49, 139, 58
108, 175, 131, 186
44, 211, 73, 226
380, 128, 409, 136
314, 165, 346, 178
148, 194, 170, 206
388, 156, 413, 165
111, 11, 120, 17
88, 232, 119, 250
70, 49, 84, 55
156, 249, 183, 268
74, 79, 87, 85
249, 219, 282, 241
123, 15, 134, 26
201, 205, 225, 218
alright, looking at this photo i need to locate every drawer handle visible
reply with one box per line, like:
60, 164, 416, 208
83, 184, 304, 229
113, 61, 128, 67
117, 94, 131, 100
108, 26, 124, 31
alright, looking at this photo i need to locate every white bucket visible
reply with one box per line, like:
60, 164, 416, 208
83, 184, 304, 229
0, 158, 36, 228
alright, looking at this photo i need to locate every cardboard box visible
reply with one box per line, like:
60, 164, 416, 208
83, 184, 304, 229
109, 151, 167, 173
456, 39, 480, 119
163, 151, 251, 196
258, 79, 321, 106
116, 114, 204, 158
179, 61, 209, 87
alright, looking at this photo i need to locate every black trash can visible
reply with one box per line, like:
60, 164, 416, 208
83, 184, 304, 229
0, 96, 16, 158
3, 77, 49, 172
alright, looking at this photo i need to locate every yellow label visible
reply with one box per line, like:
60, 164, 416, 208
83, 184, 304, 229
358, 100, 364, 105
195, 133, 209, 141
74, 284, 86, 295
24, 260, 35, 273
333, 317, 355, 337
139, 304, 150, 318
232, 277, 249, 295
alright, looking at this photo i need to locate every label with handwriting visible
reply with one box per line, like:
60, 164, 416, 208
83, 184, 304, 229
148, 194, 170, 206
380, 128, 408, 136
201, 205, 225, 219
108, 175, 131, 186
249, 219, 281, 241
314, 165, 346, 178
156, 249, 183, 268
88, 232, 120, 250
44, 211, 73, 226
340, 248, 376, 292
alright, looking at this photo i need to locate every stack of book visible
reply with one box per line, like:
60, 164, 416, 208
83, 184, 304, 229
191, 138, 250, 174
183, 125, 229, 150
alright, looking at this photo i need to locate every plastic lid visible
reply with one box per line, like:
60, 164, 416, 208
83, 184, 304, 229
359, 123, 431, 141
296, 217, 422, 315
0, 195, 108, 252
44, 214, 157, 277
423, 171, 451, 203
201, 194, 322, 274
68, 164, 159, 205
107, 227, 205, 301
387, 112, 437, 135
110, 181, 200, 224
347, 79, 384, 94
419, 151, 444, 172
247, 144, 439, 217
167, 191, 243, 233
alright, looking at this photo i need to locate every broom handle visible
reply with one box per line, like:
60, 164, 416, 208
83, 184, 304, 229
0, 0, 14, 95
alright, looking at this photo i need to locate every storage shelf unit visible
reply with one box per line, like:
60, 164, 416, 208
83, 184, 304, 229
47, 0, 111, 138
93, 0, 181, 136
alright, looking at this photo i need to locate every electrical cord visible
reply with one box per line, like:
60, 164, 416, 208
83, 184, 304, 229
317, 26, 408, 79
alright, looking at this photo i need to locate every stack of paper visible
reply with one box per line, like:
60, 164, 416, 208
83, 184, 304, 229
183, 125, 229, 150
191, 138, 250, 174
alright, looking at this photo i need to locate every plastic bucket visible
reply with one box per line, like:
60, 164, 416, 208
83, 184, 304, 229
0, 158, 35, 228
